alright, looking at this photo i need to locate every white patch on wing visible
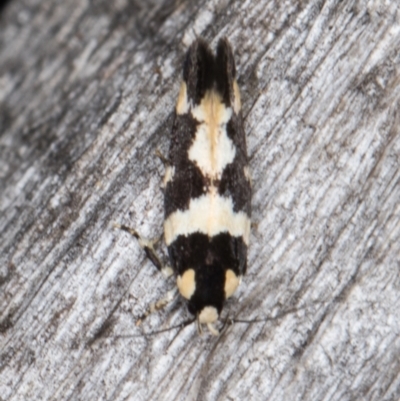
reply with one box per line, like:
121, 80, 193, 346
177, 269, 196, 299
164, 191, 251, 245
163, 166, 175, 187
224, 269, 240, 299
233, 80, 241, 114
176, 81, 190, 115
243, 166, 251, 182
189, 90, 235, 179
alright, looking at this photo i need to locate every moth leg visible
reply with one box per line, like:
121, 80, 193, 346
114, 224, 176, 324
156, 150, 174, 190
155, 149, 170, 166
114, 224, 173, 278
136, 289, 178, 326
218, 316, 233, 335
195, 317, 203, 335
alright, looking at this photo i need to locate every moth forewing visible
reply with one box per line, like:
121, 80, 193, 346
164, 38, 251, 334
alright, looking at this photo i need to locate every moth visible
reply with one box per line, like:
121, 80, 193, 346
118, 37, 251, 335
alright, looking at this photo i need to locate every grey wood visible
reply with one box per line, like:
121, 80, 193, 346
1, 1, 399, 400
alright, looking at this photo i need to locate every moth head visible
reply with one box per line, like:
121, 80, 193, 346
196, 306, 220, 336
197, 305, 219, 324
191, 300, 222, 336
176, 266, 241, 335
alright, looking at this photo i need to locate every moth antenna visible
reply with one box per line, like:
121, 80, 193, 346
112, 318, 196, 338
88, 318, 196, 346
136, 289, 177, 325
226, 301, 327, 327
155, 149, 170, 166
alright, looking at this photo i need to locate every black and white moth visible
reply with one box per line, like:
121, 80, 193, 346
120, 38, 251, 335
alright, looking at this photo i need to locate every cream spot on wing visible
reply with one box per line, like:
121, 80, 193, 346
164, 192, 251, 245
177, 269, 196, 299
191, 90, 232, 124
243, 166, 251, 182
224, 269, 240, 299
198, 306, 218, 324
176, 81, 189, 115
163, 166, 175, 187
189, 90, 235, 179
233, 80, 241, 114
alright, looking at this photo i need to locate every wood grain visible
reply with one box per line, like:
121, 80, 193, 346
1, 1, 399, 400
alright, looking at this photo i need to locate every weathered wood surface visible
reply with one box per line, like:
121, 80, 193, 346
1, 1, 400, 400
